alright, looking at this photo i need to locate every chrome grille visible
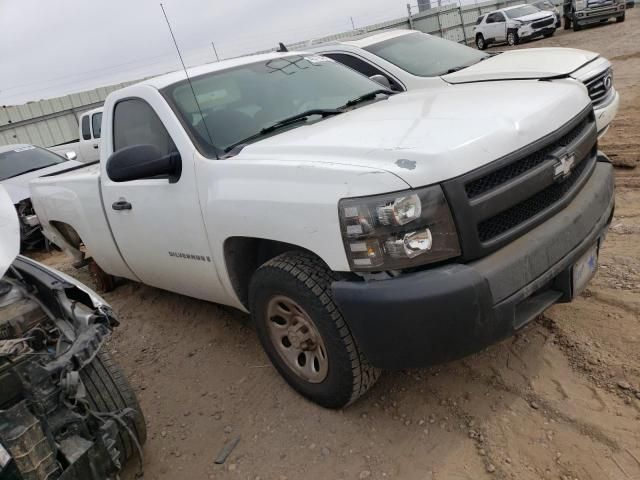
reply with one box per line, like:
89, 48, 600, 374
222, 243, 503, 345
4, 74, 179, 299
584, 69, 613, 107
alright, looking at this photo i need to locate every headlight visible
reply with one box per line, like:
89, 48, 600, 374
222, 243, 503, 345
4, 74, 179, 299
339, 186, 460, 271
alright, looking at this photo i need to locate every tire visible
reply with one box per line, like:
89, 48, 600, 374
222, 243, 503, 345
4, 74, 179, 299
476, 34, 487, 50
573, 15, 582, 31
544, 30, 555, 38
564, 16, 572, 29
507, 30, 519, 46
80, 350, 147, 466
616, 13, 625, 22
249, 251, 380, 409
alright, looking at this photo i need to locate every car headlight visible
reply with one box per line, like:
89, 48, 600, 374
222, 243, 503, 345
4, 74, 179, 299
339, 186, 460, 271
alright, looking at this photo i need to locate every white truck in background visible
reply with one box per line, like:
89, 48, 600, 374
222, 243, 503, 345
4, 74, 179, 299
29, 52, 614, 408
48, 107, 103, 163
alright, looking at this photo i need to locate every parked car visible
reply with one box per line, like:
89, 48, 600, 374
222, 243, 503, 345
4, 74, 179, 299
309, 30, 618, 137
30, 52, 613, 408
627, 0, 635, 8
0, 144, 81, 249
474, 5, 557, 48
49, 107, 103, 163
563, 0, 626, 30
0, 185, 145, 480
529, 0, 563, 26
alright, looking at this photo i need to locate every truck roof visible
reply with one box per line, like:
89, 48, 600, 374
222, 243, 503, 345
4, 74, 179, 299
135, 51, 313, 90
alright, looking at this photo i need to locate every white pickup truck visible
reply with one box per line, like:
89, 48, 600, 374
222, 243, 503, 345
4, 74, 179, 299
49, 107, 103, 163
30, 52, 614, 408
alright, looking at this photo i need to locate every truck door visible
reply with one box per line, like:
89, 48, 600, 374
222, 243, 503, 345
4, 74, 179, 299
100, 94, 225, 304
88, 111, 102, 162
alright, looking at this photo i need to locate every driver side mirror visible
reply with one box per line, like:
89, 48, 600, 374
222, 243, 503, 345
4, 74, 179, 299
369, 74, 392, 90
106, 144, 181, 183
64, 151, 77, 161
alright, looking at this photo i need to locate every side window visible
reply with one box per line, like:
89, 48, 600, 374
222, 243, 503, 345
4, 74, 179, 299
476, 15, 485, 25
81, 115, 91, 140
113, 99, 177, 156
323, 53, 403, 91
92, 112, 102, 139
495, 12, 506, 22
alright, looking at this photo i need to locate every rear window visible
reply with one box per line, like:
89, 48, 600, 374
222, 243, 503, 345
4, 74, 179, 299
92, 112, 102, 139
81, 115, 91, 140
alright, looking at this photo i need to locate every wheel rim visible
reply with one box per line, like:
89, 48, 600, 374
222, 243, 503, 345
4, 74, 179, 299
508, 33, 515, 45
477, 37, 484, 48
266, 295, 329, 383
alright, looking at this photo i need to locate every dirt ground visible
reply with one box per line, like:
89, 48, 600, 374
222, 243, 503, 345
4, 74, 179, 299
35, 10, 640, 480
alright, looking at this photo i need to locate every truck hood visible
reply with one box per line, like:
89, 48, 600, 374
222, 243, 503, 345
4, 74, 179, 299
443, 48, 599, 83
1, 160, 81, 204
240, 80, 590, 187
0, 186, 20, 278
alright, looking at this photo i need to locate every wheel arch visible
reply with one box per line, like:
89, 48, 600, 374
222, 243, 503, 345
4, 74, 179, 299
223, 236, 325, 310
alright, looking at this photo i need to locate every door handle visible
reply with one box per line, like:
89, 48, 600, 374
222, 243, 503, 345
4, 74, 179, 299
112, 200, 132, 211
93, 144, 99, 149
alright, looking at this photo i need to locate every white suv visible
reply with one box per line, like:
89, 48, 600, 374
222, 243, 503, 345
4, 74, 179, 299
475, 4, 557, 49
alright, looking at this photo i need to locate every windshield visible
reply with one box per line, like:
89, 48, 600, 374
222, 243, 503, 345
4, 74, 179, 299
363, 32, 489, 77
163, 55, 384, 156
505, 5, 541, 18
0, 145, 66, 181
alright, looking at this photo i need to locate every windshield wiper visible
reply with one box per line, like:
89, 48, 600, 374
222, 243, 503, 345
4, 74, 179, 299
339, 89, 395, 109
224, 108, 342, 154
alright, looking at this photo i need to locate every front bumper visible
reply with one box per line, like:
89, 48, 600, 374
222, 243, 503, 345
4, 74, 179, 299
595, 89, 620, 139
518, 25, 555, 40
577, 4, 625, 23
332, 157, 614, 369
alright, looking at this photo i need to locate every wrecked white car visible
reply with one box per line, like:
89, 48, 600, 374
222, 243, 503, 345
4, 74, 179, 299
0, 186, 145, 479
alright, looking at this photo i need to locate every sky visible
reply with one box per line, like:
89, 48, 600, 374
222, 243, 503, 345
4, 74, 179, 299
0, 0, 411, 105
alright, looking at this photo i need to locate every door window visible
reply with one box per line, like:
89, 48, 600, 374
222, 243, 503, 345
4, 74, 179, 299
322, 53, 402, 90
92, 112, 102, 139
113, 99, 177, 156
81, 115, 91, 140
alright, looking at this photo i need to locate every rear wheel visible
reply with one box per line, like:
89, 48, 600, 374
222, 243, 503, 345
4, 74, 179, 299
80, 350, 147, 466
507, 30, 519, 46
476, 34, 487, 50
249, 251, 380, 408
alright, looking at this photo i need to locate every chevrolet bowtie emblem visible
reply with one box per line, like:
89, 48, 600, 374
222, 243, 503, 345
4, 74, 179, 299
554, 153, 576, 180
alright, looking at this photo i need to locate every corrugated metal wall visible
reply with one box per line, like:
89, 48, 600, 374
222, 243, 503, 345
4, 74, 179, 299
0, 81, 136, 148
2, 0, 527, 149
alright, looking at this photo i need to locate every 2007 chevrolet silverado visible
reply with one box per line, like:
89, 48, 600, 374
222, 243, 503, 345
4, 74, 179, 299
29, 52, 614, 408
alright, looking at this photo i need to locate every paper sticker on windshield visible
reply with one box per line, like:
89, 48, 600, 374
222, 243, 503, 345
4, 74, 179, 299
0, 443, 11, 468
13, 145, 35, 153
304, 55, 335, 64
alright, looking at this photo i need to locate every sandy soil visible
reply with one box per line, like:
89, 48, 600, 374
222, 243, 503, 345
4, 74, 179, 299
34, 11, 640, 480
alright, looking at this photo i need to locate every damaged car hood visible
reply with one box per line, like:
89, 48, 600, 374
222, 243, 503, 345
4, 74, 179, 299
443, 48, 600, 83
1, 160, 81, 204
0, 186, 20, 278
240, 79, 590, 187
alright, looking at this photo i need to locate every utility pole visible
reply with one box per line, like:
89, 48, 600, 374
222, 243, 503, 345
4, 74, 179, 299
407, 3, 414, 29
350, 16, 355, 29
211, 42, 220, 62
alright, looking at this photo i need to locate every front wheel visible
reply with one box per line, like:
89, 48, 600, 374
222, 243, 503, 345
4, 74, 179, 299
544, 29, 555, 37
573, 15, 583, 30
616, 13, 625, 22
249, 251, 380, 408
507, 30, 519, 46
564, 15, 572, 29
476, 34, 487, 50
